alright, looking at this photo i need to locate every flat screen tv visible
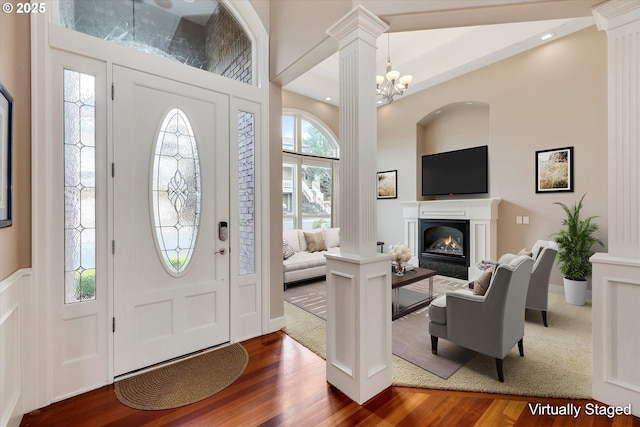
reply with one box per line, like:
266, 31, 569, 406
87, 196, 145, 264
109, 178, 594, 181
421, 145, 488, 196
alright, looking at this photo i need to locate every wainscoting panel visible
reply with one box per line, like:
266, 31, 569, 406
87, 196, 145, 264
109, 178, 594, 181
604, 279, 640, 389
0, 269, 29, 427
592, 254, 640, 417
329, 271, 355, 377
365, 273, 388, 377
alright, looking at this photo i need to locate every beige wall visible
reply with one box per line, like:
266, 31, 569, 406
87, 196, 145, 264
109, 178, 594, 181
419, 102, 491, 161
0, 9, 31, 281
269, 0, 349, 83
282, 90, 339, 137
376, 26, 608, 286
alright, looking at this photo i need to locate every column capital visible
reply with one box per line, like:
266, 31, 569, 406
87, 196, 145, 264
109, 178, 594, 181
326, 5, 389, 48
593, 0, 640, 32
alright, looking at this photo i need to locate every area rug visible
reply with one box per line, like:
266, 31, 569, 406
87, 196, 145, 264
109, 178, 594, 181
283, 279, 593, 399
114, 343, 248, 410
284, 276, 476, 379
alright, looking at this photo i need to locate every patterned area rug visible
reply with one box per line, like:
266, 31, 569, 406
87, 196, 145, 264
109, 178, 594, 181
284, 275, 476, 379
114, 343, 248, 410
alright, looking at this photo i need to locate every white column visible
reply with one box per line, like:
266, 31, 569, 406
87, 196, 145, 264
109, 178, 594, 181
325, 6, 392, 405
591, 1, 640, 417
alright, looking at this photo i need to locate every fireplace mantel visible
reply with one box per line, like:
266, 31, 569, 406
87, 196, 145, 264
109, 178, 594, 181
401, 198, 502, 280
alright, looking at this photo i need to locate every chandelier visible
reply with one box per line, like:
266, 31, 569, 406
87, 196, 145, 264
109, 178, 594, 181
376, 34, 413, 104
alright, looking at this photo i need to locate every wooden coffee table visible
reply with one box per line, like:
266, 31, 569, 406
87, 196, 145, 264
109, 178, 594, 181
392, 267, 437, 320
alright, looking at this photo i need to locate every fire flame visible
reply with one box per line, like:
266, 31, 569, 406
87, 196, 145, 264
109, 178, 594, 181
439, 236, 458, 250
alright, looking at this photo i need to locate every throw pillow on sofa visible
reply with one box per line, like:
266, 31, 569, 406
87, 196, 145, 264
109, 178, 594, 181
283, 239, 295, 259
323, 227, 340, 248
304, 231, 327, 253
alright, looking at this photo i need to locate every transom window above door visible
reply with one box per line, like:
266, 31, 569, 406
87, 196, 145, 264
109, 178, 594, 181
57, 0, 253, 84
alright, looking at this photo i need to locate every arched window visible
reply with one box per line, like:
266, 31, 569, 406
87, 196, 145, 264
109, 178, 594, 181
282, 112, 339, 231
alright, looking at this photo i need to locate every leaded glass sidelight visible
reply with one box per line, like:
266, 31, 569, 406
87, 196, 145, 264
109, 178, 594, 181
238, 111, 255, 275
152, 108, 201, 275
64, 70, 96, 304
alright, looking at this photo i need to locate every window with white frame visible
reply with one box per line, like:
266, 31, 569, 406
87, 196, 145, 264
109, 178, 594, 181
282, 112, 339, 231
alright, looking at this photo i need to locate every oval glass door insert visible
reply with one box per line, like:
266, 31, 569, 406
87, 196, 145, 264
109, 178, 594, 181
151, 108, 201, 275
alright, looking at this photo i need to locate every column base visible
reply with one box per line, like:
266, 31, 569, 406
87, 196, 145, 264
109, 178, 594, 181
325, 253, 392, 405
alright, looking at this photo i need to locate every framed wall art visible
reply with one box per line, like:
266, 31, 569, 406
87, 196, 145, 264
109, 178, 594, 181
377, 170, 397, 199
0, 83, 13, 228
535, 146, 574, 193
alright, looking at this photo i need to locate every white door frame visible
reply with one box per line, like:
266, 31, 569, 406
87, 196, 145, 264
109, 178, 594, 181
29, 2, 270, 409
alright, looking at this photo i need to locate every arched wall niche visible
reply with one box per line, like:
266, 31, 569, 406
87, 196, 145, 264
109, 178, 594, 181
416, 101, 490, 200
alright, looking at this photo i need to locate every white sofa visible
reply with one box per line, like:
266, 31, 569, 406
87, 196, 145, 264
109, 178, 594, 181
283, 227, 340, 287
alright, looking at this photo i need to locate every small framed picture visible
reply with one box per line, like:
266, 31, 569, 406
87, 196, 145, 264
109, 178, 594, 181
0, 83, 13, 228
535, 146, 574, 193
377, 170, 397, 199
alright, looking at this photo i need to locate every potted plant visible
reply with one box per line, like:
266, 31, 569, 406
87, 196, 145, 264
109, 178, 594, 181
552, 193, 603, 305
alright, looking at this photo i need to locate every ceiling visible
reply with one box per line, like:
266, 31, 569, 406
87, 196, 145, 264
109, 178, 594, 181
284, 16, 595, 107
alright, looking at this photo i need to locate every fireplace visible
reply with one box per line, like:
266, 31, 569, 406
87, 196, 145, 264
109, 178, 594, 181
419, 219, 470, 279
402, 198, 502, 281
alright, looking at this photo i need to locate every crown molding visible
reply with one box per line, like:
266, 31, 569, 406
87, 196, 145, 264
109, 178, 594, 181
326, 5, 389, 47
593, 0, 640, 31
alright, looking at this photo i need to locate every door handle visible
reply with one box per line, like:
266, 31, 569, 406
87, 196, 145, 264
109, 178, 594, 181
215, 248, 226, 255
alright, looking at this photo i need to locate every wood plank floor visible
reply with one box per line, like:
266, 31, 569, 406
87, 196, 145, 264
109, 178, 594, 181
20, 331, 639, 427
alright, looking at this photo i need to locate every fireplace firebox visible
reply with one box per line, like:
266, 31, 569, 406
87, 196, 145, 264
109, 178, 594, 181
419, 219, 470, 279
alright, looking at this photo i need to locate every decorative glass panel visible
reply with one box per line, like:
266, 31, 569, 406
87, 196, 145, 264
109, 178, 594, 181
238, 111, 255, 275
152, 108, 201, 275
64, 70, 96, 304
58, 0, 252, 84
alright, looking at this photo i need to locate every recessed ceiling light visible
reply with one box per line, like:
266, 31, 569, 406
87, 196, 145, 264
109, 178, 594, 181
541, 32, 554, 41
325, 97, 332, 101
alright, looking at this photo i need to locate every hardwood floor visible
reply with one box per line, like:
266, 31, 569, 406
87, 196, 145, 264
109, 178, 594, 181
21, 331, 639, 427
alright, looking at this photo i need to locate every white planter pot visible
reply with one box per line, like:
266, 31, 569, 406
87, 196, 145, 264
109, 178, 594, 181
563, 278, 587, 306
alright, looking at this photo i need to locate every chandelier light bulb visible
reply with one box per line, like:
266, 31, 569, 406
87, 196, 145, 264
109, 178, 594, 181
399, 75, 413, 87
386, 70, 400, 82
376, 75, 384, 86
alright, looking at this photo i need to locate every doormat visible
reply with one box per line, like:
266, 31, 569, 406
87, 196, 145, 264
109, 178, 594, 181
114, 343, 248, 410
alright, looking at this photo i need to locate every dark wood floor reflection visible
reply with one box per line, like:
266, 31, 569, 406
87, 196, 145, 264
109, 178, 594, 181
20, 331, 639, 427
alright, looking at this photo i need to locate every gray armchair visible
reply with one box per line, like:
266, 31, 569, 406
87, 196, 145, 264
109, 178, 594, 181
429, 256, 534, 382
498, 240, 558, 327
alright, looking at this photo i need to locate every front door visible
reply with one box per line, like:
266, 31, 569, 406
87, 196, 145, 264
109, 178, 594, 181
112, 66, 230, 376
